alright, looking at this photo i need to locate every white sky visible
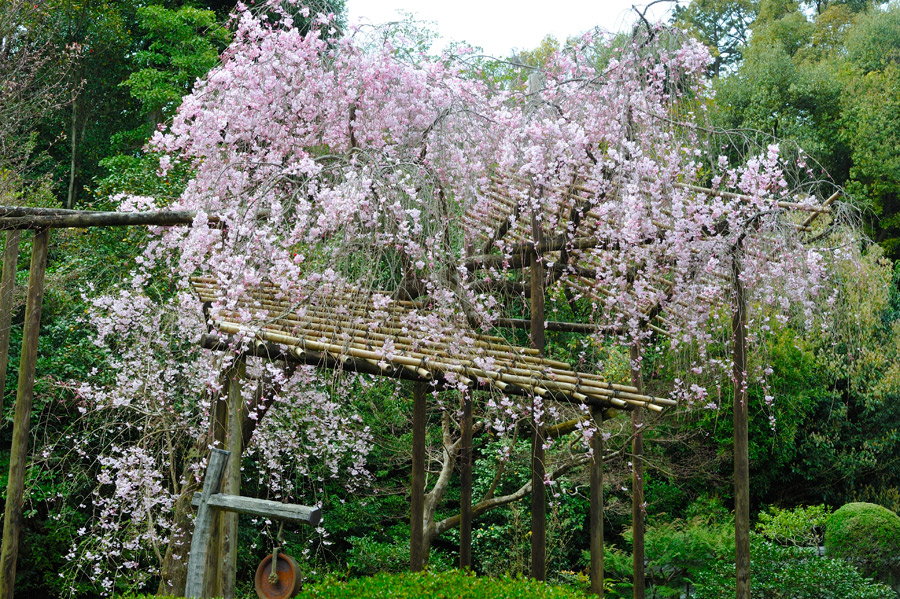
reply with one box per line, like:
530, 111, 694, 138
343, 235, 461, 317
345, 1, 680, 58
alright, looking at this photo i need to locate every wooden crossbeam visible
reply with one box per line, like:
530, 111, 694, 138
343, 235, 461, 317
190, 493, 321, 526
185, 448, 319, 599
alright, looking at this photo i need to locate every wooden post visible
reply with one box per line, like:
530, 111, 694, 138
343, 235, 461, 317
410, 381, 427, 572
630, 343, 646, 599
0, 229, 49, 599
218, 358, 245, 599
459, 393, 473, 569
204, 371, 229, 597
185, 448, 230, 599
732, 246, 750, 599
589, 408, 604, 597
0, 231, 20, 416
526, 69, 547, 579
530, 211, 547, 581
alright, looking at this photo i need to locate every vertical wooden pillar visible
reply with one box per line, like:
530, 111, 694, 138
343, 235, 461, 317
530, 215, 546, 581
185, 449, 230, 599
204, 369, 229, 598
630, 343, 645, 599
0, 229, 49, 599
589, 409, 604, 597
732, 247, 750, 599
218, 358, 245, 599
410, 381, 427, 572
459, 393, 473, 569
0, 231, 21, 416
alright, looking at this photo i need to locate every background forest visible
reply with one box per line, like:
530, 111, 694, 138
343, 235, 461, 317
2, 0, 900, 598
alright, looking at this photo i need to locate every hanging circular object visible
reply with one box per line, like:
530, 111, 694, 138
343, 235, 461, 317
254, 553, 303, 599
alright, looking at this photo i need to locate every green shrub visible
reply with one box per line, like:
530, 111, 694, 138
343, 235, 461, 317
757, 504, 830, 548
825, 502, 900, 587
294, 570, 585, 599
693, 535, 895, 599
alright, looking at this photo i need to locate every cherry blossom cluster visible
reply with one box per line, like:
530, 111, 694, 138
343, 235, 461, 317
51, 1, 851, 592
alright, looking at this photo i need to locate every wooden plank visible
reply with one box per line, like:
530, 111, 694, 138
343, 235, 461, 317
0, 229, 49, 599
0, 231, 21, 417
410, 382, 427, 572
590, 409, 604, 597
459, 394, 473, 569
190, 494, 321, 526
219, 358, 245, 599
732, 246, 750, 599
630, 343, 646, 599
185, 448, 230, 599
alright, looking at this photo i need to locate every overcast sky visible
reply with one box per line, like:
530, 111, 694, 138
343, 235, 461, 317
344, 1, 680, 58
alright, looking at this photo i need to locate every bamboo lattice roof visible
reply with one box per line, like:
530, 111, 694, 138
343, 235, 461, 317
192, 277, 674, 412
464, 173, 837, 335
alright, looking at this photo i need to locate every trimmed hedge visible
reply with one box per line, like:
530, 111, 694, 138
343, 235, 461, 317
825, 502, 900, 587
117, 571, 585, 599
693, 536, 895, 599
295, 570, 585, 599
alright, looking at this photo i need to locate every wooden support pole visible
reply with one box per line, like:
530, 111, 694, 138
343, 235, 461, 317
530, 213, 547, 582
0, 210, 199, 230
732, 246, 750, 599
185, 448, 230, 599
589, 408, 604, 597
0, 229, 49, 599
204, 371, 229, 598
410, 381, 427, 572
0, 231, 21, 416
526, 74, 547, 579
630, 343, 646, 599
459, 394, 473, 569
218, 358, 245, 599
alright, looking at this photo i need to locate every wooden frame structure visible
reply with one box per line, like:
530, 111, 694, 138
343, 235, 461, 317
191, 275, 673, 592
462, 171, 838, 599
0, 168, 836, 599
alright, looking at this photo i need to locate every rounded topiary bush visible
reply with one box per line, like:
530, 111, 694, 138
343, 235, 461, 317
825, 502, 900, 587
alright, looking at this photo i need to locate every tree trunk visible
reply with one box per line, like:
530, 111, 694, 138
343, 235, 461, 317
66, 91, 78, 209
157, 442, 205, 596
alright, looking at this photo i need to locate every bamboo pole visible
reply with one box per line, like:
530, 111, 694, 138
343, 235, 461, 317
459, 394, 473, 569
671, 182, 832, 214
0, 231, 21, 418
410, 382, 427, 572
630, 343, 646, 599
732, 244, 750, 599
0, 229, 49, 599
589, 408, 604, 597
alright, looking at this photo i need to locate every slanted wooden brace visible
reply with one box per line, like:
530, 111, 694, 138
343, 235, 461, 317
184, 449, 321, 599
